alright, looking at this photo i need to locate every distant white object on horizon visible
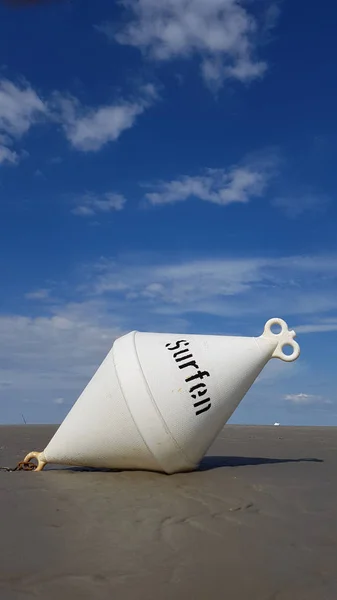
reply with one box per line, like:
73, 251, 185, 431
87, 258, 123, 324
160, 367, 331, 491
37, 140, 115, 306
274, 422, 280, 426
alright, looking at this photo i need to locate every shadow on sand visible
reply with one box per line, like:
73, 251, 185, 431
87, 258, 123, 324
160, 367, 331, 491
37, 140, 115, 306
198, 456, 324, 471
47, 455, 323, 473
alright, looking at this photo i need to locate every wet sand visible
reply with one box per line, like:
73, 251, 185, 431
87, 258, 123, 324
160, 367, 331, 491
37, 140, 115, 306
0, 424, 336, 600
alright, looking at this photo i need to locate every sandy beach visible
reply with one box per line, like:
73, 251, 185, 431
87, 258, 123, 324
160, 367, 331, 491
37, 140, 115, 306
0, 424, 336, 600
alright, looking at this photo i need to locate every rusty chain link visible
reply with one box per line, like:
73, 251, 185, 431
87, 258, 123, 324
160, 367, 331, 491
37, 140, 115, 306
0, 460, 37, 472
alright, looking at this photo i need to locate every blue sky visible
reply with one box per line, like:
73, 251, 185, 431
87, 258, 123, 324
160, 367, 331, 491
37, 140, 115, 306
0, 0, 336, 425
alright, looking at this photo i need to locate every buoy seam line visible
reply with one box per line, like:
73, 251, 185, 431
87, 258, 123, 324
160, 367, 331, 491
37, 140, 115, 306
253, 336, 276, 360
133, 332, 197, 471
110, 340, 163, 472
253, 336, 266, 358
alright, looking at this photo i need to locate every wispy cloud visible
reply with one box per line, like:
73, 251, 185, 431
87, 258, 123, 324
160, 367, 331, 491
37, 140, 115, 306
25, 288, 51, 301
34, 168, 45, 179
72, 192, 127, 216
86, 252, 337, 323
263, 3, 282, 34
52, 83, 158, 152
143, 154, 277, 206
100, 0, 279, 90
294, 319, 337, 334
48, 156, 63, 165
272, 190, 330, 218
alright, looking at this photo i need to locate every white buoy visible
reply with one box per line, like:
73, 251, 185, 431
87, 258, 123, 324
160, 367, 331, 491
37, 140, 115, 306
24, 318, 300, 473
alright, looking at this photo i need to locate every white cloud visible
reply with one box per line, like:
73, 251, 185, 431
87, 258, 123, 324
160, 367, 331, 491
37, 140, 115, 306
72, 192, 127, 216
283, 393, 331, 405
0, 79, 46, 138
53, 397, 65, 405
0, 144, 18, 165
0, 79, 46, 167
144, 155, 276, 206
103, 0, 277, 90
0, 76, 158, 160
52, 83, 158, 151
145, 167, 266, 206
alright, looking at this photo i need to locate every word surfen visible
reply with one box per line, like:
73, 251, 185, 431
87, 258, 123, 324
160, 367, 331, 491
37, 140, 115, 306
165, 339, 211, 416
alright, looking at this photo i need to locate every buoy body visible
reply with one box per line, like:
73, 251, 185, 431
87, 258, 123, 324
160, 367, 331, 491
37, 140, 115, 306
29, 318, 300, 473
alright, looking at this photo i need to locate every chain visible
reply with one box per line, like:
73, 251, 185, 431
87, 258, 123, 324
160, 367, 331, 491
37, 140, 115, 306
0, 460, 37, 472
